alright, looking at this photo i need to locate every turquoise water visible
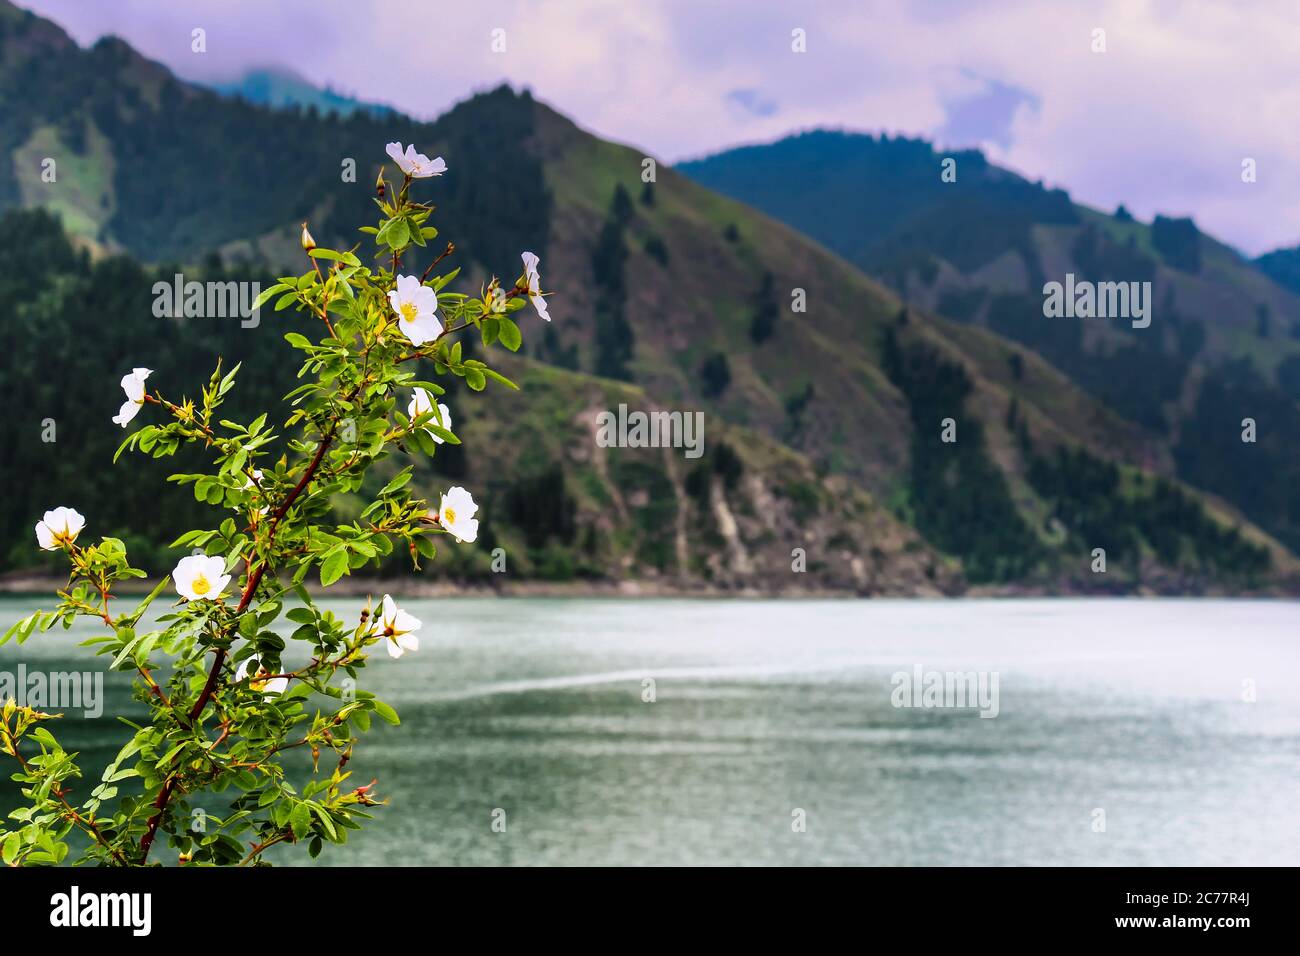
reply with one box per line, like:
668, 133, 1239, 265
2, 596, 1298, 865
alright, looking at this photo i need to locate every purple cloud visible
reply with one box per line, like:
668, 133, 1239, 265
14, 0, 1300, 254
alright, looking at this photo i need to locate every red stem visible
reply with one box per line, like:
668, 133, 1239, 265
139, 425, 337, 863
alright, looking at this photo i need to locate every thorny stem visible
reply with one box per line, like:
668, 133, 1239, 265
238, 831, 291, 867
136, 203, 483, 864
139, 421, 340, 863
306, 250, 338, 339
420, 242, 455, 282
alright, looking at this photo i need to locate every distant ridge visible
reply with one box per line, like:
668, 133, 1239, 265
207, 67, 395, 119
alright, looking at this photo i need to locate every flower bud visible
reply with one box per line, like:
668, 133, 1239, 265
375, 168, 386, 200
300, 223, 316, 252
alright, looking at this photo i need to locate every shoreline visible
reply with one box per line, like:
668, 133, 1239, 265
1, 571, 1294, 600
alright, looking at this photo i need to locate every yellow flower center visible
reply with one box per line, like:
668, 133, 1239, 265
191, 574, 211, 596
444, 507, 457, 524
400, 302, 418, 323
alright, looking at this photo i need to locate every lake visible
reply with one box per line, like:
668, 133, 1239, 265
2, 596, 1298, 866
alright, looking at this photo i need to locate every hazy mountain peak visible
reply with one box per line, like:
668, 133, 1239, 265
206, 66, 395, 119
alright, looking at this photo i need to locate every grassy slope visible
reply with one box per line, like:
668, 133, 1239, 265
534, 108, 1299, 587
375, 354, 957, 594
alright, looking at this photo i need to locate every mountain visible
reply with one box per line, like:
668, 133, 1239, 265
206, 67, 395, 119
0, 0, 1294, 594
681, 129, 1300, 561
1255, 245, 1300, 298
0, 207, 952, 596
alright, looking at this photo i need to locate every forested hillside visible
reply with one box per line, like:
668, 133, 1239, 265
682, 130, 1300, 561
0, 0, 1293, 593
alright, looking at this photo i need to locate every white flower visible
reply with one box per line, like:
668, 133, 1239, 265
112, 367, 152, 427
35, 507, 85, 550
235, 656, 289, 697
488, 286, 507, 314
384, 142, 447, 179
521, 251, 551, 322
407, 389, 451, 443
388, 274, 443, 346
437, 486, 479, 544
367, 594, 421, 659
172, 553, 232, 602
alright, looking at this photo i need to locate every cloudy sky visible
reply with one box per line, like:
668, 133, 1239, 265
20, 0, 1300, 255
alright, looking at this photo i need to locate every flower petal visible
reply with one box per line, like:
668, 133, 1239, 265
393, 609, 421, 634
531, 292, 552, 323
35, 521, 55, 550
403, 312, 443, 346
113, 400, 141, 427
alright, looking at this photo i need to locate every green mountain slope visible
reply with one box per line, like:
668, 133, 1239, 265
0, 0, 1293, 593
681, 129, 1300, 559
0, 208, 951, 595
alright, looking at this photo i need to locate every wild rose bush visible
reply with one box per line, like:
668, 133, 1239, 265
0, 143, 551, 866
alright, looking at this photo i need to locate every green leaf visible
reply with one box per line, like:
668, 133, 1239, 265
411, 428, 439, 456
108, 630, 143, 671
311, 805, 340, 841
250, 283, 289, 312
430, 267, 460, 292
31, 726, 60, 750
426, 424, 460, 444
372, 700, 400, 725
482, 368, 519, 390
289, 802, 312, 840
309, 249, 361, 267
379, 470, 413, 495
1, 612, 37, 648
157, 742, 188, 767
378, 217, 410, 250
168, 528, 212, 548
320, 549, 349, 587
498, 317, 522, 351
